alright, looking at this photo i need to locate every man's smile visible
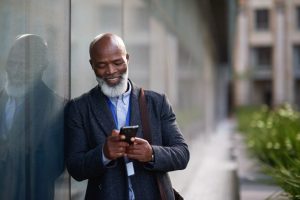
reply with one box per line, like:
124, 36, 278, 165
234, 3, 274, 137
104, 76, 121, 86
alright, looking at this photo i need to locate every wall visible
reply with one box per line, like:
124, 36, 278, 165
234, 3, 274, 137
0, 0, 70, 199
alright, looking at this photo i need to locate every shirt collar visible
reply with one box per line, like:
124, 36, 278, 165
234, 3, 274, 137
108, 81, 131, 103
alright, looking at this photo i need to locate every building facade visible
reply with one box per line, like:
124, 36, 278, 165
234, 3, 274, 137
233, 0, 300, 108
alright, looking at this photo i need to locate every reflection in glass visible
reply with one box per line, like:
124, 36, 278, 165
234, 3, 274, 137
0, 34, 65, 200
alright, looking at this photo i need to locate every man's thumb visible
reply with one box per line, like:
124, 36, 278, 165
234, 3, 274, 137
111, 129, 119, 136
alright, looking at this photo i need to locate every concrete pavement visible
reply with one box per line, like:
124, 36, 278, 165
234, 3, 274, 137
170, 120, 239, 200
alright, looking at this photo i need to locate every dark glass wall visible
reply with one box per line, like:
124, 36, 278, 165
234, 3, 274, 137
0, 0, 70, 199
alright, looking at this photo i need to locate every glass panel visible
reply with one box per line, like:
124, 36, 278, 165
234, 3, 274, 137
99, 5, 123, 31
253, 46, 272, 68
296, 6, 300, 30
71, 0, 123, 98
293, 45, 300, 80
255, 9, 269, 31
294, 45, 300, 70
123, 0, 151, 87
253, 81, 272, 106
0, 0, 70, 199
71, 0, 123, 198
295, 80, 300, 108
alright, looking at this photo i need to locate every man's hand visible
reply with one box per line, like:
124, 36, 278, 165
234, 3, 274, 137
103, 129, 129, 160
126, 138, 153, 162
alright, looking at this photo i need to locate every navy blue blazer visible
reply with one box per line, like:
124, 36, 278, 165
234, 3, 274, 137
65, 81, 189, 200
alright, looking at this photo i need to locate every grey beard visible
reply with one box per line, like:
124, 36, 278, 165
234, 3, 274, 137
4, 72, 41, 98
96, 70, 128, 98
5, 80, 27, 98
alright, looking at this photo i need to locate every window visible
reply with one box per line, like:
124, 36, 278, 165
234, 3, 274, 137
255, 9, 269, 31
294, 45, 300, 69
253, 47, 272, 68
296, 6, 300, 30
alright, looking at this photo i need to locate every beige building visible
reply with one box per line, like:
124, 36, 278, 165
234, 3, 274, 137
233, 0, 300, 108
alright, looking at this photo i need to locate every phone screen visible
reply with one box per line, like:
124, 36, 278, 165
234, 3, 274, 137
120, 125, 139, 144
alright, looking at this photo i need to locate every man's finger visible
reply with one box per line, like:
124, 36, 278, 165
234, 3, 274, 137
132, 137, 147, 144
109, 135, 120, 142
111, 129, 119, 136
130, 137, 135, 142
120, 134, 126, 140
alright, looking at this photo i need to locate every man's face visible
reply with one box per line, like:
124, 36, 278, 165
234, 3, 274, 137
90, 42, 128, 87
5, 37, 45, 86
6, 46, 31, 85
4, 35, 47, 97
5, 47, 39, 98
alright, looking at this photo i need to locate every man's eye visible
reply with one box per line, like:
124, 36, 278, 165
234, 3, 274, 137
96, 63, 106, 68
114, 61, 124, 66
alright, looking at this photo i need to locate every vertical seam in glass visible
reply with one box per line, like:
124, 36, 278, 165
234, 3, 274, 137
68, 0, 72, 101
68, 0, 72, 198
122, 0, 125, 38
25, 2, 31, 197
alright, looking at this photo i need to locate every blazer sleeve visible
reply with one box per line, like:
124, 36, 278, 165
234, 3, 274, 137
64, 100, 109, 181
148, 94, 190, 172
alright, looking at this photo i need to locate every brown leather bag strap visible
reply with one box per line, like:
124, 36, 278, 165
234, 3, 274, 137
138, 88, 183, 200
138, 88, 167, 200
138, 88, 152, 144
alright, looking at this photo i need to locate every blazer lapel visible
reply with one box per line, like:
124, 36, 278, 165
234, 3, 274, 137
129, 82, 143, 138
0, 90, 8, 117
88, 82, 143, 138
89, 86, 116, 136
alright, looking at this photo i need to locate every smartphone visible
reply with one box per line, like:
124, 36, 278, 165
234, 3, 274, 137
120, 125, 139, 144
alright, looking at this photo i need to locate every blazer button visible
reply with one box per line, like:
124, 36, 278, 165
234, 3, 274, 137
98, 184, 102, 190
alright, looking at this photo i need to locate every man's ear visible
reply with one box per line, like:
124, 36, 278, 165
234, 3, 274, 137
126, 53, 129, 63
89, 59, 93, 68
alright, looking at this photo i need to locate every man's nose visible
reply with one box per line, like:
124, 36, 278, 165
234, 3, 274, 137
106, 63, 116, 75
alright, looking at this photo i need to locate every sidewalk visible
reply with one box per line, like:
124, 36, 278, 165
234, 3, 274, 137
170, 119, 283, 200
170, 120, 239, 200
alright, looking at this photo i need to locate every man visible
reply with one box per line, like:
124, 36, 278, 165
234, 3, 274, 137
0, 34, 65, 200
65, 33, 189, 200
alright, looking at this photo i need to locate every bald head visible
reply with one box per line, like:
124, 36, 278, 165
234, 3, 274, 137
5, 34, 48, 97
7, 34, 48, 71
89, 33, 127, 60
6, 34, 48, 83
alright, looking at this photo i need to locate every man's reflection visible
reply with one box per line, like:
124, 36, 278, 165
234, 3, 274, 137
0, 34, 64, 200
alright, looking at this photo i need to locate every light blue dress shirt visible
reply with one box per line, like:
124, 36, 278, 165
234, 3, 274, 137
4, 97, 16, 131
102, 82, 135, 200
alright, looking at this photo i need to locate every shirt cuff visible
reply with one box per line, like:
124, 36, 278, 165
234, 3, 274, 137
102, 148, 112, 166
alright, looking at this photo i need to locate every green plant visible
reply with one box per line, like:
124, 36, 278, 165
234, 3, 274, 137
235, 104, 300, 199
